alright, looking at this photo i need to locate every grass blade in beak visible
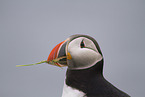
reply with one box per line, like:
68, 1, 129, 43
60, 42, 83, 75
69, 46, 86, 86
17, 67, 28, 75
16, 60, 47, 67
16, 56, 67, 67
47, 56, 67, 67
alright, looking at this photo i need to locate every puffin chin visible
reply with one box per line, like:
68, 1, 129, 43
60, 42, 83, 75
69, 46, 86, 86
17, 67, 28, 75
47, 40, 68, 67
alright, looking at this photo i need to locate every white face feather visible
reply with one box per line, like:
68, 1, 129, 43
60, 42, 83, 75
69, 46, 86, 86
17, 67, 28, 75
67, 37, 103, 70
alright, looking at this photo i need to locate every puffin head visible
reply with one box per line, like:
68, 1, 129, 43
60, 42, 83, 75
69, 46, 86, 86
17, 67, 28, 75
47, 34, 103, 70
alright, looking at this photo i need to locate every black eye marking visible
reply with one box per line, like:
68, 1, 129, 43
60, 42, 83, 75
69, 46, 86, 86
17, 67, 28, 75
80, 40, 85, 48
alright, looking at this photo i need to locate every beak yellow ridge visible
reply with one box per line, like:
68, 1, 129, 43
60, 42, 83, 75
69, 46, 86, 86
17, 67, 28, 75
67, 52, 72, 60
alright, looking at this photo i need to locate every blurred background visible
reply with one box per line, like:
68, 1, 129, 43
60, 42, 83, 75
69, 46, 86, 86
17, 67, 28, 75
0, 0, 145, 97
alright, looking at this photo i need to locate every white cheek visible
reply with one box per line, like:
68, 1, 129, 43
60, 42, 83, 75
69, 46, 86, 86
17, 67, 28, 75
83, 38, 98, 52
67, 37, 103, 69
68, 47, 102, 69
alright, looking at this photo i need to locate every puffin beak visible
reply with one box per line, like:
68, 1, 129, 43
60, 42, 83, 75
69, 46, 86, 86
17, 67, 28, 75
47, 40, 68, 67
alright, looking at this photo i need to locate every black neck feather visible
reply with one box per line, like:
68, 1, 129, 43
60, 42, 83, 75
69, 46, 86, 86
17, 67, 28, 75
65, 60, 130, 97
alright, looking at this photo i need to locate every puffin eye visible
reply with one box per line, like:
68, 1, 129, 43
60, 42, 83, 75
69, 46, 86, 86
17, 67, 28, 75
80, 40, 85, 48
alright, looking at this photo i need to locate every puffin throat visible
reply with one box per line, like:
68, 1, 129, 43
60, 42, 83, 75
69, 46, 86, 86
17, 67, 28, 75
65, 60, 104, 93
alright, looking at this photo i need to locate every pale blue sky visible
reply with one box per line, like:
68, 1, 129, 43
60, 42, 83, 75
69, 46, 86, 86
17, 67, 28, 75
0, 0, 145, 97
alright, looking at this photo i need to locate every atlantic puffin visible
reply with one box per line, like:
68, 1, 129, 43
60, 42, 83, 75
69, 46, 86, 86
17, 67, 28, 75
46, 34, 130, 97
